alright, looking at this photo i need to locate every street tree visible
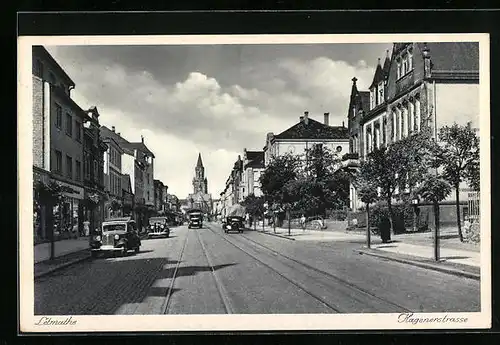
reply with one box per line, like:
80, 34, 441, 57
259, 153, 301, 210
353, 178, 379, 247
437, 122, 480, 241
242, 194, 265, 227
415, 173, 452, 260
299, 144, 350, 215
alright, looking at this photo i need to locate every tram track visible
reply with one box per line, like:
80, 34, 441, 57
194, 228, 235, 314
205, 225, 342, 313
238, 232, 412, 313
161, 228, 189, 314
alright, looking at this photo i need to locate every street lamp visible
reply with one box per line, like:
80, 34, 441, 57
412, 197, 419, 233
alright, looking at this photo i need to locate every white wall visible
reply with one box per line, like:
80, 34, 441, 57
122, 154, 136, 194
272, 139, 349, 161
435, 83, 479, 130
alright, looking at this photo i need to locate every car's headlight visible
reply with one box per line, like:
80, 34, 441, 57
160, 225, 164, 229
94, 235, 101, 241
114, 234, 120, 240
151, 225, 154, 229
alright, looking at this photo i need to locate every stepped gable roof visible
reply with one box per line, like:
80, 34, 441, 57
275, 118, 349, 140
416, 42, 479, 71
369, 59, 384, 89
244, 151, 264, 169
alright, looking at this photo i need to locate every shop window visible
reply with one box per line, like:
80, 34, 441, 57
55, 103, 62, 129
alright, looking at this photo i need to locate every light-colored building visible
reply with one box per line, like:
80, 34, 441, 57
241, 149, 265, 199
101, 126, 124, 218
32, 46, 86, 241
263, 112, 350, 168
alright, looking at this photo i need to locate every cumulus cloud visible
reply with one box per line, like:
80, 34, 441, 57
46, 45, 384, 198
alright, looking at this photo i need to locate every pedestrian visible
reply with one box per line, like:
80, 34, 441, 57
83, 220, 90, 237
300, 214, 306, 230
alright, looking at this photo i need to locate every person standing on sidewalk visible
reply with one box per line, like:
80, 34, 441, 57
300, 214, 306, 231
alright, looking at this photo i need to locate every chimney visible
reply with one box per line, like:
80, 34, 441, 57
304, 111, 309, 125
342, 121, 345, 128
141, 135, 144, 143
117, 132, 121, 136
112, 126, 116, 132
299, 116, 304, 122
324, 112, 329, 126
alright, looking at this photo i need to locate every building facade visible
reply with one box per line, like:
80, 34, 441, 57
242, 149, 265, 199
263, 112, 350, 168
101, 126, 124, 218
32, 46, 86, 241
82, 106, 107, 235
347, 42, 480, 224
153, 179, 167, 213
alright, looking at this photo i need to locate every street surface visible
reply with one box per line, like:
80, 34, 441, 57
35, 222, 480, 315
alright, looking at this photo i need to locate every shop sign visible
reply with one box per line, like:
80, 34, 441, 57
53, 180, 84, 199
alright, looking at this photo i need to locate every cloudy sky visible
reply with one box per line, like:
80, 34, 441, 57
46, 42, 393, 199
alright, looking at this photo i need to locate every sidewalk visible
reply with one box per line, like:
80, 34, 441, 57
255, 224, 480, 278
34, 237, 91, 264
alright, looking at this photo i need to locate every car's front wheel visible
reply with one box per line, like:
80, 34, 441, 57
134, 246, 140, 253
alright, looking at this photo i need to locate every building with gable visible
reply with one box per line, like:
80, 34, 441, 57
346, 41, 480, 226
263, 111, 350, 167
241, 148, 265, 199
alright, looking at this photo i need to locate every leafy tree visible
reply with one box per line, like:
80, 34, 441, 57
242, 194, 265, 221
416, 173, 452, 259
259, 153, 301, 210
437, 122, 480, 241
354, 178, 379, 247
300, 145, 350, 215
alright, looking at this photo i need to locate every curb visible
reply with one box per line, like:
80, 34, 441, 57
356, 249, 480, 280
258, 231, 296, 241
35, 251, 92, 279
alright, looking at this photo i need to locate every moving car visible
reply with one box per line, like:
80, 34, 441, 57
223, 216, 244, 233
90, 217, 141, 258
148, 216, 170, 238
187, 209, 203, 229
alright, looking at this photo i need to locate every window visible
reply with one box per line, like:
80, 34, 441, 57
34, 59, 43, 78
93, 159, 98, 181
76, 160, 81, 181
55, 103, 62, 129
147, 173, 150, 184
55, 150, 62, 174
370, 89, 376, 109
378, 83, 384, 105
66, 113, 72, 136
66, 155, 72, 179
75, 120, 81, 141
147, 191, 150, 201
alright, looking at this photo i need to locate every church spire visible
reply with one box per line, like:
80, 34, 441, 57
196, 153, 203, 168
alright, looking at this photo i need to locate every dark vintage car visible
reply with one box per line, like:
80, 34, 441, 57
90, 217, 141, 257
148, 216, 170, 238
187, 211, 203, 229
223, 216, 245, 233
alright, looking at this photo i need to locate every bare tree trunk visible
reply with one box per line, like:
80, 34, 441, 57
434, 201, 440, 261
455, 184, 463, 242
366, 204, 371, 249
387, 197, 394, 237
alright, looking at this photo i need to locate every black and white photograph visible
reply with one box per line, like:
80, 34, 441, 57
18, 34, 490, 332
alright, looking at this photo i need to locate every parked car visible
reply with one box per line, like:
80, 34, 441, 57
90, 217, 141, 258
148, 216, 170, 238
